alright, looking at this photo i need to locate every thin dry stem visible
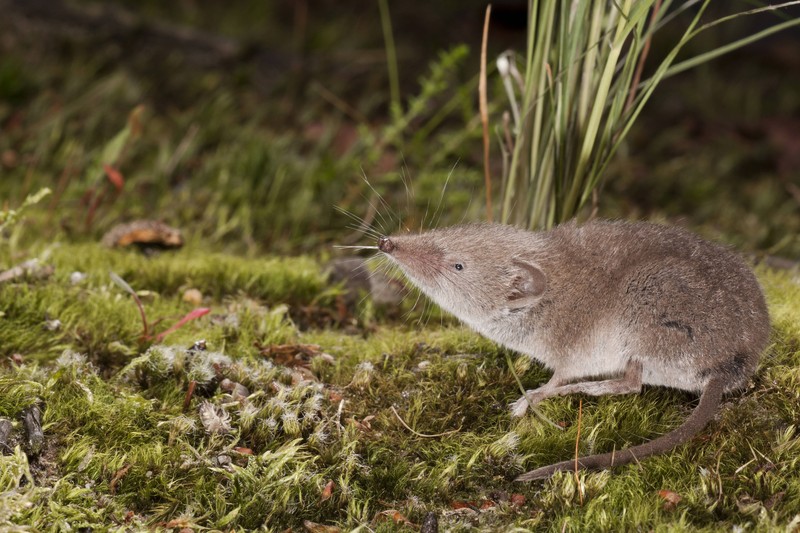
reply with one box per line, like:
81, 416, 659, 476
390, 405, 462, 438
480, 4, 493, 222
624, 0, 662, 115
575, 397, 584, 505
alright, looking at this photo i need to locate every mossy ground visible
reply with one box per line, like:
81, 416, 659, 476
1, 242, 799, 531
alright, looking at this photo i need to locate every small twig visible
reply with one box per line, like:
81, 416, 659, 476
312, 82, 368, 124
505, 353, 563, 430
335, 399, 345, 433
164, 124, 199, 177
624, 0, 662, 114
575, 398, 584, 505
390, 405, 462, 438
479, 4, 493, 222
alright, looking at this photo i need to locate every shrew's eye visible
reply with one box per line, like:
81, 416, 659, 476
454, 263, 464, 271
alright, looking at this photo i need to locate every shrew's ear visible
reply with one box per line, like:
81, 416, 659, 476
507, 259, 547, 309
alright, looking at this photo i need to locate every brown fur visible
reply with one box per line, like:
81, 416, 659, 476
379, 220, 770, 479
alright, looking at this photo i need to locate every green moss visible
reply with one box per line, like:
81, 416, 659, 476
1, 247, 799, 530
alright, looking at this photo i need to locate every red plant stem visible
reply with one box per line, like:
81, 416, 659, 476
153, 307, 211, 342
131, 292, 149, 338
183, 380, 197, 411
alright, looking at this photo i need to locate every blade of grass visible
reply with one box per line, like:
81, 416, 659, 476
377, 0, 400, 117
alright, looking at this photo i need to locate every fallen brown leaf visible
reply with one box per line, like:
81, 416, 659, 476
658, 489, 682, 511
374, 509, 412, 525
480, 500, 497, 510
510, 493, 526, 507
347, 415, 376, 432
259, 343, 323, 368
109, 464, 131, 495
320, 479, 335, 502
450, 499, 496, 511
163, 519, 192, 528
328, 390, 344, 403
303, 520, 341, 533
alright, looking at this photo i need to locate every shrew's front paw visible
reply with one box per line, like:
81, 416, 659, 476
509, 394, 530, 417
510, 389, 550, 417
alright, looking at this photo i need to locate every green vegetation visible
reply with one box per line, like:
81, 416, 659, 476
1, 244, 800, 530
1, 1, 799, 530
495, 0, 800, 229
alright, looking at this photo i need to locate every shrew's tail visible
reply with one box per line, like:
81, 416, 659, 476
515, 377, 726, 481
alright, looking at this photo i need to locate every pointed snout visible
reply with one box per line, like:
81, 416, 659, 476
378, 236, 396, 254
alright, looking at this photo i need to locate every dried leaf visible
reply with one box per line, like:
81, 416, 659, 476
450, 500, 495, 511
510, 493, 526, 507
320, 479, 335, 502
259, 343, 333, 368
103, 163, 125, 191
480, 500, 497, 510
348, 415, 376, 432
658, 489, 682, 510
303, 520, 341, 533
328, 390, 344, 403
288, 367, 319, 385
450, 501, 476, 510
110, 464, 132, 495
658, 489, 681, 504
374, 510, 412, 525
164, 519, 192, 528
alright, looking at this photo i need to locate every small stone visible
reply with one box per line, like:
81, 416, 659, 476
22, 405, 43, 456
215, 454, 232, 468
0, 418, 13, 450
219, 379, 250, 401
183, 288, 203, 306
69, 271, 88, 285
43, 318, 62, 331
421, 512, 438, 533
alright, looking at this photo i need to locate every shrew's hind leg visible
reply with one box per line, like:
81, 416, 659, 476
510, 360, 643, 417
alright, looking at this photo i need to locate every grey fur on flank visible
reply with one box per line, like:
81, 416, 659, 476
378, 219, 770, 480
